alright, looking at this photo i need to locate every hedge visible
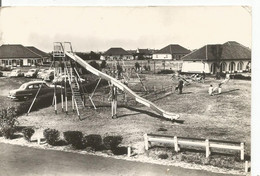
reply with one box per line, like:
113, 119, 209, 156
22, 127, 35, 141
43, 128, 60, 145
103, 135, 123, 150
84, 134, 102, 150
63, 131, 85, 149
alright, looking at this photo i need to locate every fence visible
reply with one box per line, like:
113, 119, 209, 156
144, 133, 245, 160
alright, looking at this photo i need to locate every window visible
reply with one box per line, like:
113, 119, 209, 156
229, 62, 236, 73
220, 62, 227, 72
27, 85, 33, 89
237, 62, 243, 72
33, 84, 39, 89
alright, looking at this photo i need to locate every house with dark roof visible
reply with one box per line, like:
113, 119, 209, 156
0, 44, 47, 67
26, 46, 50, 62
181, 41, 251, 74
100, 47, 134, 60
152, 44, 191, 60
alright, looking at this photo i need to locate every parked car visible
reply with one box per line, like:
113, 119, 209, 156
42, 70, 55, 81
24, 69, 38, 78
37, 69, 47, 78
9, 69, 24, 77
8, 80, 63, 101
52, 74, 85, 84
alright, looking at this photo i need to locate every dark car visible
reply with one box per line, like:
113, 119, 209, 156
8, 80, 63, 101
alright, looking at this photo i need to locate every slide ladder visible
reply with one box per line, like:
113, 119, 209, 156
65, 52, 180, 120
65, 65, 84, 119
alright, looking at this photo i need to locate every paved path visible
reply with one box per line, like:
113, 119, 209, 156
0, 143, 240, 176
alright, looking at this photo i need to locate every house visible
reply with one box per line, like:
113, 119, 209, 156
100, 47, 134, 60
0, 44, 46, 67
152, 44, 191, 60
26, 46, 50, 62
181, 41, 251, 74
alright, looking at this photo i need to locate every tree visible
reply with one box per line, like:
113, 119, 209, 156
89, 61, 100, 70
100, 60, 107, 69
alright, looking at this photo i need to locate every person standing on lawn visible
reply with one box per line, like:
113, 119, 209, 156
208, 85, 214, 96
202, 71, 206, 83
178, 79, 184, 94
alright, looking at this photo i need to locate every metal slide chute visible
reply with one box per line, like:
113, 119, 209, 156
65, 52, 180, 120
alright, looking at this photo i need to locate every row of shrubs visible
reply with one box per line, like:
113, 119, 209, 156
0, 126, 125, 155
43, 129, 123, 152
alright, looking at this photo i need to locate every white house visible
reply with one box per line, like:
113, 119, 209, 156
152, 44, 190, 60
181, 41, 251, 74
0, 44, 47, 67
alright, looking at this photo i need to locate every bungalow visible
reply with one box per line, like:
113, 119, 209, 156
100, 47, 134, 60
0, 44, 46, 67
26, 46, 50, 62
181, 41, 251, 74
152, 44, 190, 60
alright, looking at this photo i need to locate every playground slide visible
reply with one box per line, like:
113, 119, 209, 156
65, 52, 180, 120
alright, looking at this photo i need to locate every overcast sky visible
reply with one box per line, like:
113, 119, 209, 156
0, 6, 251, 52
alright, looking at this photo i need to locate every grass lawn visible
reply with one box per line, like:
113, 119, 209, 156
15, 74, 251, 157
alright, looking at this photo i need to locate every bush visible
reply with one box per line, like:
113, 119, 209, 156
22, 127, 35, 141
43, 128, 60, 145
1, 126, 15, 139
0, 107, 18, 139
103, 135, 123, 150
89, 61, 100, 71
112, 147, 127, 155
63, 131, 84, 149
0, 107, 18, 128
0, 71, 3, 77
158, 153, 169, 159
157, 69, 174, 74
100, 60, 107, 69
84, 134, 102, 150
233, 74, 251, 80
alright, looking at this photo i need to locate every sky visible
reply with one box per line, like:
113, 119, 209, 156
0, 6, 251, 53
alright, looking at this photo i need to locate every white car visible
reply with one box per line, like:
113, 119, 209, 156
52, 74, 85, 83
42, 70, 55, 81
24, 69, 38, 78
9, 69, 24, 77
37, 69, 47, 78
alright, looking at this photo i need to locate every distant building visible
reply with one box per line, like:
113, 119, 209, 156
26, 46, 50, 62
100, 47, 134, 60
181, 41, 251, 74
0, 44, 48, 67
152, 44, 190, 60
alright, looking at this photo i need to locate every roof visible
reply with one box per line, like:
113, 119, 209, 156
0, 44, 42, 59
26, 46, 49, 58
104, 48, 130, 56
155, 44, 191, 55
127, 50, 137, 54
182, 41, 251, 61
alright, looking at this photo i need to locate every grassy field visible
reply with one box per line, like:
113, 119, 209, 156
11, 74, 250, 155
0, 73, 251, 171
